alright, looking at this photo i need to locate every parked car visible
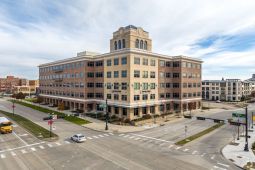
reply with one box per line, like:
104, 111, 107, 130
70, 134, 86, 143
43, 115, 53, 121
216, 100, 221, 103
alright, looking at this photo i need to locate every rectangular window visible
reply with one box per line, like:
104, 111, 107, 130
87, 72, 94, 78
166, 93, 171, 98
160, 83, 165, 88
159, 60, 165, 67
121, 57, 127, 65
121, 95, 127, 101
166, 61, 171, 67
134, 57, 140, 65
95, 83, 103, 88
150, 71, 155, 78
173, 83, 179, 88
122, 108, 127, 116
114, 83, 119, 90
107, 94, 111, 99
134, 70, 140, 78
114, 58, 119, 65
87, 83, 94, 88
166, 83, 171, 88
150, 94, 155, 99
182, 62, 187, 67
95, 61, 103, 66
134, 108, 139, 116
150, 106, 155, 114
159, 72, 165, 78
107, 59, 111, 66
114, 71, 119, 78
173, 73, 180, 78
121, 70, 127, 77
142, 94, 148, 100
150, 83, 155, 89
173, 93, 180, 98
114, 107, 119, 114
134, 82, 140, 90
173, 61, 180, 67
143, 71, 148, 78
150, 59, 156, 66
160, 93, 165, 99
95, 72, 103, 77
107, 71, 111, 78
107, 83, 111, 89
143, 83, 149, 90
183, 83, 187, 88
143, 58, 148, 65
166, 73, 171, 78
114, 94, 119, 100
121, 83, 127, 90
87, 62, 94, 67
134, 95, 140, 101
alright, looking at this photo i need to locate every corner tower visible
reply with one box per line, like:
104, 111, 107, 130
110, 25, 152, 52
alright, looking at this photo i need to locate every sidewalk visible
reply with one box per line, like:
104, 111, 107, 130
222, 128, 255, 169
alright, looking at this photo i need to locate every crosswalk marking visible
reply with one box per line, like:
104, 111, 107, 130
104, 134, 109, 136
0, 154, 6, 159
47, 144, 53, 148
11, 152, 16, 156
87, 137, 93, 140
213, 165, 227, 170
211, 155, 215, 160
183, 148, 189, 152
64, 141, 70, 144
31, 147, 36, 152
55, 142, 61, 146
168, 145, 173, 148
21, 149, 27, 154
159, 143, 166, 146
192, 151, 197, 155
129, 136, 135, 139
109, 133, 114, 135
39, 145, 45, 149
98, 135, 104, 137
134, 137, 141, 140
119, 134, 124, 136
217, 162, 229, 168
93, 136, 99, 139
175, 147, 181, 150
123, 135, 130, 138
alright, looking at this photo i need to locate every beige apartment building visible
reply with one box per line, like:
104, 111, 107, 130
39, 25, 202, 120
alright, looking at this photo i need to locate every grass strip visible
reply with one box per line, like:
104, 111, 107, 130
0, 110, 58, 140
175, 122, 224, 146
11, 100, 90, 125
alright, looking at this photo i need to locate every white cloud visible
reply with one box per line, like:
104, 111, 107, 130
0, 0, 255, 79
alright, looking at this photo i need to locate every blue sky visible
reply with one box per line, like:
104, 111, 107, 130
0, 0, 255, 80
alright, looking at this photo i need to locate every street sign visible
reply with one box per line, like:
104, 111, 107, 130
48, 120, 53, 125
232, 112, 246, 124
232, 112, 245, 118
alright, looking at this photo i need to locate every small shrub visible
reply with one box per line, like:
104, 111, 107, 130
142, 114, 152, 119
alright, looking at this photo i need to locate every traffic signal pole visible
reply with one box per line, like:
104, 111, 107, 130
244, 106, 249, 151
105, 99, 108, 130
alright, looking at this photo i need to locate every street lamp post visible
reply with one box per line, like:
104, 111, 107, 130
244, 106, 249, 151
105, 99, 109, 130
252, 112, 254, 129
12, 100, 15, 115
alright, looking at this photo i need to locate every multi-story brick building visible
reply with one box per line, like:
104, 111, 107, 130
39, 25, 202, 120
13, 80, 39, 95
0, 76, 27, 94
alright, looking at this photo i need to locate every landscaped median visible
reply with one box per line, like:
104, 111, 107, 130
11, 100, 90, 126
0, 110, 58, 141
175, 122, 224, 146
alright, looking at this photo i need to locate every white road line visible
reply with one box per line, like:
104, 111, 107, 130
132, 134, 173, 143
31, 147, 36, 152
11, 152, 16, 156
217, 162, 230, 168
64, 141, 70, 144
123, 135, 130, 138
47, 144, 53, 148
213, 165, 226, 170
134, 137, 141, 140
0, 142, 45, 153
98, 135, 104, 138
183, 148, 189, 152
109, 133, 114, 135
87, 137, 93, 140
39, 145, 45, 149
175, 147, 181, 150
211, 155, 215, 160
129, 136, 135, 139
21, 149, 27, 154
0, 154, 6, 159
12, 131, 28, 146
104, 134, 109, 136
19, 134, 28, 137
119, 134, 124, 136
93, 136, 99, 139
55, 142, 61, 146
192, 151, 198, 155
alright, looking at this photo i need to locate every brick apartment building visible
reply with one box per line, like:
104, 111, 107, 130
39, 25, 202, 120
0, 76, 27, 94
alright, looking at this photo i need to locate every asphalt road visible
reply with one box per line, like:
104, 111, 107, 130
1, 98, 251, 170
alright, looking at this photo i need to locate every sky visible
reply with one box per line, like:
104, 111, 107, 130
0, 0, 255, 80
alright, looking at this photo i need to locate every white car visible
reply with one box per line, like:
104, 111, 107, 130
70, 134, 86, 143
216, 100, 221, 103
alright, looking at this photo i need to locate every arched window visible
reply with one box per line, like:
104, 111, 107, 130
118, 40, 121, 49
114, 41, 117, 50
122, 39, 126, 48
140, 40, 143, 49
135, 39, 139, 48
144, 41, 147, 50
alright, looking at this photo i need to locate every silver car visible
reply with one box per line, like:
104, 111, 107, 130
70, 134, 86, 143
